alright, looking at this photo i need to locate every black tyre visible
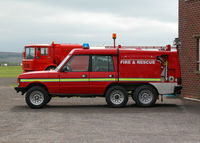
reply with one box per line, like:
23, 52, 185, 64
46, 95, 52, 104
133, 85, 158, 107
105, 86, 128, 108
25, 86, 49, 109
45, 66, 56, 70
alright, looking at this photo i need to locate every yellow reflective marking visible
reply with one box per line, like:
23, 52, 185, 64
119, 78, 161, 81
60, 78, 89, 82
21, 79, 59, 82
90, 78, 116, 81
20, 78, 161, 82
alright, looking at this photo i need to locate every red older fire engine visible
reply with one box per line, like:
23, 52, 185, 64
22, 42, 82, 72
15, 42, 182, 108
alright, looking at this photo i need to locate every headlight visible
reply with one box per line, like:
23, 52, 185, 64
17, 78, 20, 86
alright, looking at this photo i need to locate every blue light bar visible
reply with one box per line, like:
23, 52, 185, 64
83, 43, 90, 49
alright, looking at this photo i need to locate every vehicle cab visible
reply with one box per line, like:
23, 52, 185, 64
16, 44, 122, 108
22, 44, 55, 72
22, 42, 82, 72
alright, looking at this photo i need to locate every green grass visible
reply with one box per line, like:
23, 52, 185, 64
0, 66, 22, 78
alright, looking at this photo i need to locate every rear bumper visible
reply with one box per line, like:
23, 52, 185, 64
174, 86, 182, 94
15, 87, 25, 95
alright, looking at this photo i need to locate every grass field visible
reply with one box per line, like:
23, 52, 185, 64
0, 66, 22, 78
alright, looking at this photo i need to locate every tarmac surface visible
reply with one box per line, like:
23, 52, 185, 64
0, 78, 200, 143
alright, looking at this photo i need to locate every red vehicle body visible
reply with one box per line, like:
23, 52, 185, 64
22, 42, 82, 72
15, 45, 182, 108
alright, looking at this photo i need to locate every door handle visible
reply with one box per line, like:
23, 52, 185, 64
108, 75, 114, 78
82, 74, 87, 78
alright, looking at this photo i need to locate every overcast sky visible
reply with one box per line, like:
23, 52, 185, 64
0, 0, 178, 52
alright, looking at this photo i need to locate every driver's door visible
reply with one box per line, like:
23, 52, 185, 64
59, 55, 90, 94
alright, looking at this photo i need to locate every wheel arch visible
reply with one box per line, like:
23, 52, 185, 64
104, 82, 159, 96
148, 83, 160, 95
25, 82, 49, 94
45, 65, 57, 70
139, 83, 159, 96
104, 83, 120, 95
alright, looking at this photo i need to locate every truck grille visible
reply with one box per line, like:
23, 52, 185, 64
23, 63, 30, 68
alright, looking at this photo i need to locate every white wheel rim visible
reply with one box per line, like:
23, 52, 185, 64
110, 90, 124, 105
138, 90, 153, 104
29, 91, 44, 106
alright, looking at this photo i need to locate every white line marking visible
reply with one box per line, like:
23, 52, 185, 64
184, 97, 200, 102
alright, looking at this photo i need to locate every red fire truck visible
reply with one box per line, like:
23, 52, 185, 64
15, 43, 182, 108
22, 42, 82, 72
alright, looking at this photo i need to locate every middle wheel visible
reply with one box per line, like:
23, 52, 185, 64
105, 86, 128, 108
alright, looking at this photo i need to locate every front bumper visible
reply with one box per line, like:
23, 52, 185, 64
174, 86, 182, 94
15, 87, 25, 95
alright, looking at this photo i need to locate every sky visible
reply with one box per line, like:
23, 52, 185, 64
0, 0, 178, 52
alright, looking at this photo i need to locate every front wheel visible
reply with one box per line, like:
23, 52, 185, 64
105, 86, 128, 108
133, 85, 158, 107
46, 95, 52, 104
25, 86, 49, 109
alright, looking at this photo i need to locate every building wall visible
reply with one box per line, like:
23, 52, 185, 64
179, 0, 200, 98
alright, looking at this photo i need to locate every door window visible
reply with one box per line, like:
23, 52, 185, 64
65, 55, 89, 72
41, 48, 48, 56
91, 55, 114, 72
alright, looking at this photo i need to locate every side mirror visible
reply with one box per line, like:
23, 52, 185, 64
61, 65, 68, 72
61, 65, 70, 72
61, 65, 72, 72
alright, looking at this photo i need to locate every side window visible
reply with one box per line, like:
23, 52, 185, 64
198, 39, 200, 71
65, 55, 89, 72
92, 55, 114, 72
41, 48, 48, 56
26, 48, 35, 59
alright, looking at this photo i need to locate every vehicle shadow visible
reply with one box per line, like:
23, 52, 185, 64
10, 103, 184, 114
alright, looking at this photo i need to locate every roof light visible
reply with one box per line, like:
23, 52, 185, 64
112, 33, 117, 39
83, 43, 90, 49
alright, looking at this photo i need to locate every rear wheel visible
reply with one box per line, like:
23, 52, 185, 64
105, 86, 128, 108
133, 85, 158, 107
25, 86, 49, 109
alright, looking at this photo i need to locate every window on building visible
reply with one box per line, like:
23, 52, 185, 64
41, 48, 48, 56
91, 55, 114, 72
65, 55, 89, 72
198, 39, 200, 71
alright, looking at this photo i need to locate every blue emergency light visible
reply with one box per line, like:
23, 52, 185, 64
83, 43, 90, 49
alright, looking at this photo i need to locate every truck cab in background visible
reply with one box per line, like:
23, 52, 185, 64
22, 42, 82, 72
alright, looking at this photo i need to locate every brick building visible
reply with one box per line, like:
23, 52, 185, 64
179, 0, 200, 99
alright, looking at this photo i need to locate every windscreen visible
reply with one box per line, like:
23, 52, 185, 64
25, 47, 35, 59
